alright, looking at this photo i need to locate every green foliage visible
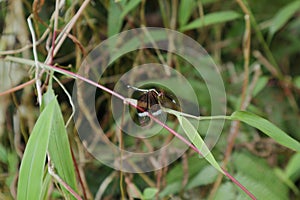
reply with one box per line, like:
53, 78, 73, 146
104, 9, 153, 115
17, 90, 78, 200
232, 152, 289, 200
268, 0, 300, 42
1, 0, 300, 199
230, 111, 300, 152
108, 0, 124, 36
178, 0, 197, 27
175, 113, 223, 173
142, 187, 159, 199
180, 11, 242, 31
285, 153, 300, 181
186, 165, 218, 189
17, 98, 56, 200
45, 90, 78, 199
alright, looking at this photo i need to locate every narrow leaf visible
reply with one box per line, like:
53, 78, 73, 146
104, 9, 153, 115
120, 0, 142, 19
17, 98, 56, 200
252, 76, 269, 97
176, 115, 223, 173
284, 153, 300, 181
180, 11, 241, 31
178, 0, 196, 27
108, 0, 123, 36
269, 1, 300, 40
41, 171, 52, 200
47, 90, 78, 199
230, 111, 300, 152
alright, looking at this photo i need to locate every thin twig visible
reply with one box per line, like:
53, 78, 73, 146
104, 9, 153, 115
52, 75, 75, 127
0, 79, 35, 97
95, 172, 117, 200
0, 29, 50, 56
253, 50, 279, 77
48, 154, 83, 200
50, 0, 91, 60
235, 0, 279, 71
244, 64, 262, 108
27, 16, 42, 106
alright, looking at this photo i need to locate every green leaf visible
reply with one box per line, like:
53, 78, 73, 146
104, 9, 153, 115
178, 0, 197, 27
41, 87, 55, 111
186, 165, 218, 189
201, 0, 219, 4
252, 76, 269, 97
46, 90, 78, 199
166, 154, 206, 183
41, 171, 52, 200
108, 0, 123, 36
0, 143, 7, 163
17, 98, 56, 200
175, 114, 223, 173
179, 0, 220, 28
159, 182, 181, 198
142, 187, 158, 199
120, 0, 142, 19
233, 153, 289, 200
293, 76, 300, 89
215, 182, 236, 200
274, 168, 299, 195
268, 1, 300, 41
7, 151, 18, 187
284, 153, 300, 181
230, 111, 300, 152
180, 11, 241, 31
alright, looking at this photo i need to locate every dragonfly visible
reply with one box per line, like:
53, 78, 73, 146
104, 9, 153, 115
127, 85, 180, 126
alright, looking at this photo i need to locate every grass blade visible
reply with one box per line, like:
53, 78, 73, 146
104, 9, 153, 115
17, 98, 56, 200
175, 114, 223, 173
108, 0, 123, 36
268, 1, 300, 42
120, 0, 142, 19
46, 89, 78, 199
178, 0, 196, 27
180, 11, 241, 31
230, 111, 300, 152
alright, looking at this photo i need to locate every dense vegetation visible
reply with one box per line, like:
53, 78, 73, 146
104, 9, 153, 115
1, 0, 300, 199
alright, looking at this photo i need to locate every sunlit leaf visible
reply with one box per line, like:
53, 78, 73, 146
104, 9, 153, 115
46, 89, 78, 199
175, 114, 223, 173
17, 98, 56, 200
